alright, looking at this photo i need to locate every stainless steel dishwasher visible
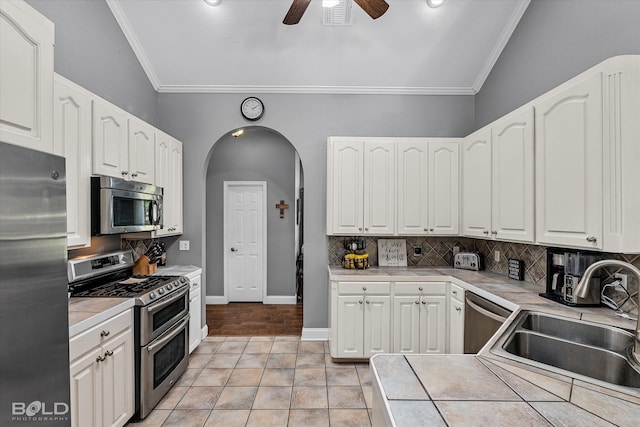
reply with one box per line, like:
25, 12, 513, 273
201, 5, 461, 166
464, 292, 512, 354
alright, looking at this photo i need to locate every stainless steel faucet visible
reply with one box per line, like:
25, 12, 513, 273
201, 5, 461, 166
575, 259, 640, 363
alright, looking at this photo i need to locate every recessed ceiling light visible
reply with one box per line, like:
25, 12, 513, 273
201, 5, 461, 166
204, 0, 222, 6
426, 0, 446, 8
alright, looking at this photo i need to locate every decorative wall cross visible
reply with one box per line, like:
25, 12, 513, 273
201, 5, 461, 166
275, 200, 289, 218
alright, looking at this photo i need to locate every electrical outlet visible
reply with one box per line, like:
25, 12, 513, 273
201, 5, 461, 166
614, 273, 628, 290
179, 240, 190, 251
494, 250, 500, 262
453, 246, 460, 255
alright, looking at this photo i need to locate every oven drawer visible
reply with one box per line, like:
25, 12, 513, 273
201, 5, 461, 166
70, 309, 132, 361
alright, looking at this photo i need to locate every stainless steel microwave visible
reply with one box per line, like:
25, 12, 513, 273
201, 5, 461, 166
91, 176, 163, 235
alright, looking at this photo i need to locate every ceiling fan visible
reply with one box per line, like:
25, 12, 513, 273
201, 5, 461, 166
283, 0, 389, 25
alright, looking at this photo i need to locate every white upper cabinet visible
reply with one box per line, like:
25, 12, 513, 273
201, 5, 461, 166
127, 117, 155, 184
154, 132, 183, 236
461, 128, 492, 239
53, 74, 92, 248
428, 140, 459, 235
535, 73, 603, 249
93, 97, 156, 184
462, 106, 534, 243
0, 0, 54, 152
491, 106, 534, 242
93, 97, 129, 179
327, 138, 394, 235
363, 140, 395, 235
397, 140, 429, 235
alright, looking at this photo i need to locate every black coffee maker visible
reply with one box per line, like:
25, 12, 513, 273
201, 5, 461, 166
541, 248, 602, 306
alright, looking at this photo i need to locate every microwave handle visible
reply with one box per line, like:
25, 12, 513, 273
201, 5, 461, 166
149, 200, 160, 225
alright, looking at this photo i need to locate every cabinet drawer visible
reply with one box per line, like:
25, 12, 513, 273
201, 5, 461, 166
450, 283, 465, 303
394, 282, 447, 295
70, 309, 132, 361
338, 282, 390, 295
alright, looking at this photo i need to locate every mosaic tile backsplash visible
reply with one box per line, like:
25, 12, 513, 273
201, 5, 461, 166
328, 236, 640, 300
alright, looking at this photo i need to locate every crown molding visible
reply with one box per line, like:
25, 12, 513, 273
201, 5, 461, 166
472, 0, 531, 93
157, 84, 476, 96
106, 0, 161, 91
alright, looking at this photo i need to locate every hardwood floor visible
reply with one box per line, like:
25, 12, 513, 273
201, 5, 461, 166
207, 302, 303, 336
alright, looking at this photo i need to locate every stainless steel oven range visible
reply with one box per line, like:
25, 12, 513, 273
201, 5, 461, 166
68, 250, 190, 420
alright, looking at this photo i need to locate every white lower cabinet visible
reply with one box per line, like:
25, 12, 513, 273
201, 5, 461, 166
393, 282, 447, 354
189, 274, 202, 353
448, 283, 465, 354
331, 282, 391, 359
330, 280, 462, 359
69, 310, 134, 427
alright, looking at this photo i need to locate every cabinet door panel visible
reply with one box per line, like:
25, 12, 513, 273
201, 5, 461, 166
330, 141, 364, 234
93, 99, 128, 178
419, 296, 447, 354
393, 297, 420, 354
397, 141, 428, 234
364, 141, 395, 235
428, 141, 459, 235
449, 298, 465, 354
70, 348, 102, 427
535, 73, 603, 248
101, 329, 133, 427
53, 75, 92, 248
491, 106, 534, 242
364, 296, 391, 357
0, 1, 54, 152
128, 118, 155, 184
336, 295, 364, 358
462, 129, 492, 238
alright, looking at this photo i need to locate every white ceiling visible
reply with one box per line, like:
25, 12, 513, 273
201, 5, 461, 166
106, 0, 530, 95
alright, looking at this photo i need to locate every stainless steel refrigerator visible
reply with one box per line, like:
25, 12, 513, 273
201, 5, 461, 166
0, 141, 71, 426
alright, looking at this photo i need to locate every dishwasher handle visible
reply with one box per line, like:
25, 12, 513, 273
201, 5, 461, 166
465, 296, 509, 323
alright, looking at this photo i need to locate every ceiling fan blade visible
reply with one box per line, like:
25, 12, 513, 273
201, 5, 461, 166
353, 0, 389, 20
283, 0, 312, 25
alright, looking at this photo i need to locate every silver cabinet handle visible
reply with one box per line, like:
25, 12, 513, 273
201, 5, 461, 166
105, 350, 114, 357
365, 300, 370, 304
586, 236, 597, 242
421, 300, 426, 304
96, 355, 106, 363
230, 247, 237, 252
362, 286, 367, 291
100, 330, 110, 337
414, 300, 419, 304
418, 287, 423, 291
456, 306, 462, 312
483, 230, 489, 235
131, 173, 138, 178
121, 171, 128, 176
452, 290, 457, 295
491, 231, 498, 235
359, 300, 363, 304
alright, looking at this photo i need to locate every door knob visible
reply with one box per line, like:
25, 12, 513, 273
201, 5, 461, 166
230, 247, 237, 252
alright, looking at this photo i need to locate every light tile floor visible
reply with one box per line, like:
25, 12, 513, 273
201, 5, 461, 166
130, 336, 373, 427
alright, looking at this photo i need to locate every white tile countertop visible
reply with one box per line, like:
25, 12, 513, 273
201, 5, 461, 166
328, 266, 640, 426
156, 264, 202, 280
68, 297, 134, 338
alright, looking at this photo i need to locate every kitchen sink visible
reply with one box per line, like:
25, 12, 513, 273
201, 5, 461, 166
491, 311, 640, 392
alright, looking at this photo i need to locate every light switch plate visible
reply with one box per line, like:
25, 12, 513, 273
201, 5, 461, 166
494, 250, 500, 262
179, 240, 190, 251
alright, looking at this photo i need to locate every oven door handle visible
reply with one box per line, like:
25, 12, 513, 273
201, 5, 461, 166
147, 314, 190, 353
147, 287, 189, 314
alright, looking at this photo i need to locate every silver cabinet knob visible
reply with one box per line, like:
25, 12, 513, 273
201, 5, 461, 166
586, 236, 597, 242
100, 330, 110, 337
415, 300, 419, 304
491, 230, 498, 235
231, 247, 237, 252
121, 171, 128, 176
418, 287, 423, 291
96, 355, 106, 363
105, 350, 114, 357
131, 173, 138, 178
359, 300, 363, 304
365, 300, 370, 304
358, 227, 363, 231
456, 306, 462, 312
362, 286, 367, 291
429, 228, 434, 232
452, 290, 457, 295
421, 300, 426, 304
424, 228, 428, 232
483, 230, 489, 235
365, 228, 369, 232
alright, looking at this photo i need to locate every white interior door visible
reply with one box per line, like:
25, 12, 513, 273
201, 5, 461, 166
224, 182, 267, 302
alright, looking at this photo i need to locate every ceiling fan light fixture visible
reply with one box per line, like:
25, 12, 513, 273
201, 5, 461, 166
204, 0, 222, 6
426, 0, 446, 8
322, 0, 340, 7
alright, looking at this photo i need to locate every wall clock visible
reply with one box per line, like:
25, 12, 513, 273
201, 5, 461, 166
240, 97, 264, 121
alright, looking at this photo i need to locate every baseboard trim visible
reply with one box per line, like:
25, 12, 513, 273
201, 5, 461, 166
206, 296, 228, 304
263, 295, 297, 305
301, 328, 329, 341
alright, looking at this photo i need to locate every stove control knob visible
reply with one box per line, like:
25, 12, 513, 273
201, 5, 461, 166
158, 288, 165, 295
166, 284, 173, 290
149, 292, 157, 300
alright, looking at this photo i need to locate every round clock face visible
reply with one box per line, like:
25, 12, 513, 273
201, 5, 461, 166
241, 97, 264, 121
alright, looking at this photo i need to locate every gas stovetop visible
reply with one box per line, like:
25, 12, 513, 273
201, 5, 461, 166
68, 250, 189, 306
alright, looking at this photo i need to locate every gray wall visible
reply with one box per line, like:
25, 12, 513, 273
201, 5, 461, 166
26, 0, 158, 125
159, 93, 474, 329
206, 127, 296, 297
475, 0, 640, 128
